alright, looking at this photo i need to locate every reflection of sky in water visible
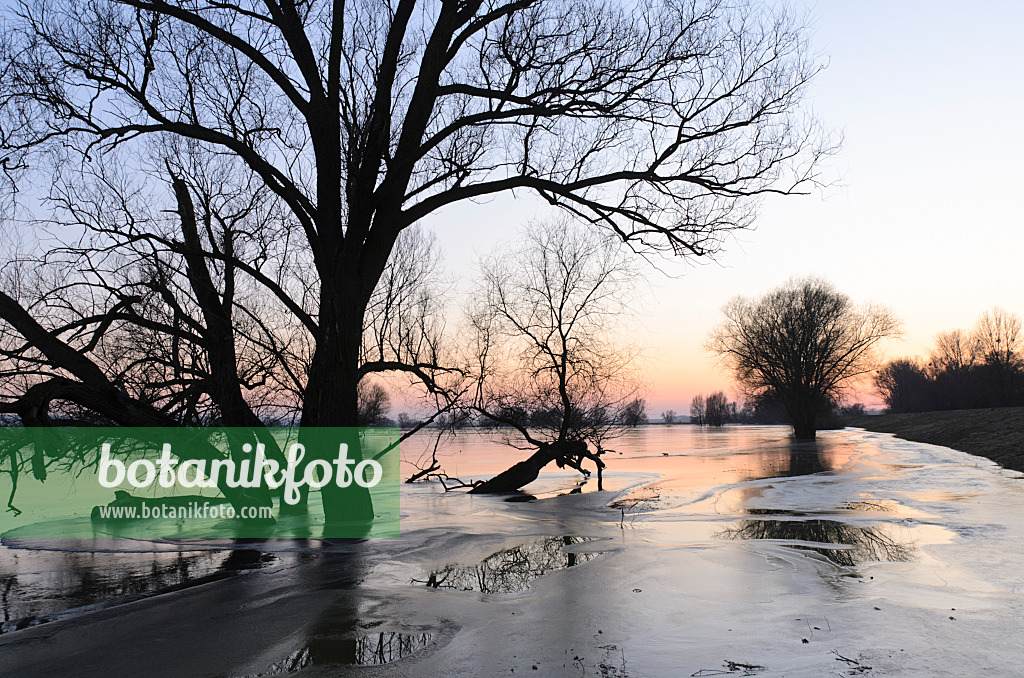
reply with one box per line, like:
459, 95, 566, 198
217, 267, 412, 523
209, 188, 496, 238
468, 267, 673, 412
0, 425, 1015, 652
2, 427, 1024, 676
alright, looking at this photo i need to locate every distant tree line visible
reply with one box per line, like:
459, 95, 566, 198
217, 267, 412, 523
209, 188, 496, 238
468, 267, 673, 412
387, 398, 650, 431
874, 309, 1024, 413
690, 389, 866, 428
689, 392, 736, 427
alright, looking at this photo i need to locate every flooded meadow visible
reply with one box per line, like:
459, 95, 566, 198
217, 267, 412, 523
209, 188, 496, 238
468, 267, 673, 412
2, 425, 1023, 676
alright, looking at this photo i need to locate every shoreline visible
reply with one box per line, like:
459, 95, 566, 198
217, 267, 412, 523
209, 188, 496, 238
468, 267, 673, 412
850, 406, 1024, 474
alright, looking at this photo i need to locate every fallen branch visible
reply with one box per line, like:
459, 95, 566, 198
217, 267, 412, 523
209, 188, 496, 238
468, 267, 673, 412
433, 473, 482, 492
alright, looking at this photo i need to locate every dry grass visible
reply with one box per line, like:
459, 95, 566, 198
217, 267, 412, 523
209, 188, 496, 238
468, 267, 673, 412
850, 407, 1024, 473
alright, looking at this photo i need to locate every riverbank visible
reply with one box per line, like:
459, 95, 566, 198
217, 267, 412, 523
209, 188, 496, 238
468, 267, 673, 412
851, 406, 1024, 474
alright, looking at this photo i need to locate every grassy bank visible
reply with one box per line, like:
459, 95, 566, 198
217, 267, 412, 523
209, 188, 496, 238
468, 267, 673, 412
850, 406, 1024, 474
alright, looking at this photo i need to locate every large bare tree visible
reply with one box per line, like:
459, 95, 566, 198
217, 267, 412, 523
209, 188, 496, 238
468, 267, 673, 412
708, 277, 899, 440
0, 0, 830, 519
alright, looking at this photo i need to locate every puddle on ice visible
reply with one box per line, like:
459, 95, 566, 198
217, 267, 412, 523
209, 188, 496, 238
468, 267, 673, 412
242, 630, 435, 675
717, 518, 915, 566
412, 536, 601, 594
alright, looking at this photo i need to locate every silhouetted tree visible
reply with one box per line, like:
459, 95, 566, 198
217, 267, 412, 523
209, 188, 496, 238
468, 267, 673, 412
875, 308, 1023, 413
838, 402, 865, 418
689, 394, 706, 426
708, 277, 899, 440
874, 358, 932, 414
356, 382, 392, 426
661, 410, 677, 425
734, 391, 788, 424
619, 398, 648, 427
0, 0, 830, 518
704, 391, 731, 426
931, 329, 980, 373
974, 308, 1022, 369
468, 222, 640, 492
973, 308, 1023, 405
396, 413, 419, 429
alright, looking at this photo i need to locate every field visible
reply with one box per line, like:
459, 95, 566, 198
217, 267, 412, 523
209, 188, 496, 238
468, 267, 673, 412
851, 406, 1024, 473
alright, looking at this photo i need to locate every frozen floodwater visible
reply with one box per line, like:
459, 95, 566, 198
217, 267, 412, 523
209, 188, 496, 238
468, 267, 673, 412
1, 425, 1023, 676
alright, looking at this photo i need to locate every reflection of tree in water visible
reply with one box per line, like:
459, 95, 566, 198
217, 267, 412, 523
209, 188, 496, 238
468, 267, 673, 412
747, 445, 834, 482
719, 519, 914, 566
414, 536, 599, 594
242, 632, 433, 676
355, 632, 433, 666
838, 500, 895, 512
240, 550, 437, 676
783, 449, 831, 477
246, 632, 433, 675
0, 548, 272, 633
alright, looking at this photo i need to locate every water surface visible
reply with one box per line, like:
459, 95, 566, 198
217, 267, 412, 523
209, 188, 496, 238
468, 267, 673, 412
2, 425, 1024, 677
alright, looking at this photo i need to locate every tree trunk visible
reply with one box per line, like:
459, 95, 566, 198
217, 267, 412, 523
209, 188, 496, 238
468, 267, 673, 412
297, 283, 374, 525
784, 395, 818, 441
791, 409, 817, 441
792, 424, 817, 441
469, 440, 588, 494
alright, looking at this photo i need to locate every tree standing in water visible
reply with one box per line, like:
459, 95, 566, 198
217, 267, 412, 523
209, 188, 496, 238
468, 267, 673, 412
0, 0, 830, 519
708, 277, 899, 440
468, 222, 641, 492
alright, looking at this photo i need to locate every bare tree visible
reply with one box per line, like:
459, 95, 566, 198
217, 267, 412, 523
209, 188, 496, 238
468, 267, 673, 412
356, 381, 392, 426
661, 409, 677, 424
704, 390, 731, 426
0, 0, 830, 518
0, 162, 453, 516
468, 221, 640, 492
689, 394, 706, 426
873, 358, 931, 414
931, 329, 980, 374
876, 309, 1024, 413
619, 398, 648, 427
708, 277, 900, 439
973, 308, 1022, 370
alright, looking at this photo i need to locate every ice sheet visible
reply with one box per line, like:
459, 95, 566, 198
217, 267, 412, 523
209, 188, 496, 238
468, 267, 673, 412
1, 426, 1023, 676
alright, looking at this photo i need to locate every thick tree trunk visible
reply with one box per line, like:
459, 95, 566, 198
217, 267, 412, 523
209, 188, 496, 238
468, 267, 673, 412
783, 394, 819, 442
296, 284, 374, 525
790, 409, 817, 441
469, 439, 589, 494
792, 424, 817, 441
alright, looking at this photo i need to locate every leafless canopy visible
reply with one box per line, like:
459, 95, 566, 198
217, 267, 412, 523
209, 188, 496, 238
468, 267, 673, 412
0, 0, 830, 513
0, 0, 828, 421
471, 221, 639, 441
465, 221, 641, 490
972, 308, 1022, 370
875, 308, 1023, 413
2, 0, 829, 251
708, 277, 899, 439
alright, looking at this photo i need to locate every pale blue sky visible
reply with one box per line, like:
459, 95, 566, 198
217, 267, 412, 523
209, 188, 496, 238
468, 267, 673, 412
425, 0, 1024, 414
3, 0, 1020, 415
